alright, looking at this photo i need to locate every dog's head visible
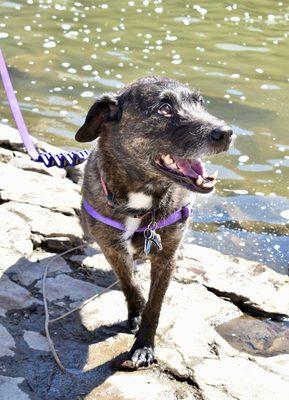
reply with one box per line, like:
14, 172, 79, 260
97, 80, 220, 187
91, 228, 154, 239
76, 76, 233, 193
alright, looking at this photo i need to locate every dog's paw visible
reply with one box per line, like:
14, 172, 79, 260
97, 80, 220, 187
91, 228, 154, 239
121, 346, 155, 369
127, 312, 142, 334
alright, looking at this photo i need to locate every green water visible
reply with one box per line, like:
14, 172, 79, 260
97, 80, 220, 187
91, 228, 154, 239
1, 0, 289, 271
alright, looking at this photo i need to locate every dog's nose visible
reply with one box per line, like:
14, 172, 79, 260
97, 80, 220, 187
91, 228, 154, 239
210, 125, 233, 141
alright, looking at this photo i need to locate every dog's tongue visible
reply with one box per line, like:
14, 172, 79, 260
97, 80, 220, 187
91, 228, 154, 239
173, 156, 206, 178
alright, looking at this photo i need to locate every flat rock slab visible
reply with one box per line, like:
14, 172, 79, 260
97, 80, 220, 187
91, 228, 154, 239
8, 251, 71, 286
0, 208, 33, 274
0, 124, 27, 150
23, 330, 49, 352
0, 275, 41, 315
85, 370, 196, 400
193, 356, 289, 400
80, 289, 127, 331
178, 244, 289, 317
0, 324, 15, 357
0, 376, 31, 400
3, 201, 83, 244
36, 274, 102, 302
0, 147, 14, 162
0, 162, 81, 215
9, 156, 67, 179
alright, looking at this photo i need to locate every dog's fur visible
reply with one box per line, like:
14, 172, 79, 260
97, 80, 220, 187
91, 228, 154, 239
75, 76, 232, 368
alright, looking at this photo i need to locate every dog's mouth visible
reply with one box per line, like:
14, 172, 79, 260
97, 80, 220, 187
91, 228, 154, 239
154, 154, 218, 193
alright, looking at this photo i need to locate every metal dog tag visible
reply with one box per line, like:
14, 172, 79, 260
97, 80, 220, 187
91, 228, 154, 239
144, 228, 163, 256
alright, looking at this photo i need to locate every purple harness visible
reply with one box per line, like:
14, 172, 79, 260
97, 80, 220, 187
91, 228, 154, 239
0, 45, 191, 236
83, 198, 191, 232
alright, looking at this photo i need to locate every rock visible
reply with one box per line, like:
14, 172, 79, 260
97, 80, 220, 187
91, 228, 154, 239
178, 244, 289, 317
44, 236, 75, 252
0, 208, 33, 275
85, 370, 196, 400
23, 330, 49, 352
0, 147, 13, 162
0, 324, 15, 357
0, 162, 81, 215
0, 123, 28, 151
69, 251, 114, 287
80, 289, 126, 331
7, 252, 71, 286
164, 282, 242, 326
0, 376, 31, 400
253, 354, 289, 382
156, 347, 190, 379
156, 282, 240, 378
0, 275, 41, 315
37, 139, 63, 155
193, 356, 289, 400
83, 333, 133, 371
35, 274, 102, 302
9, 156, 67, 179
3, 201, 83, 244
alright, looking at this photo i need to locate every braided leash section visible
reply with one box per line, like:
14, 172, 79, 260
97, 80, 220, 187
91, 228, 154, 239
37, 149, 90, 168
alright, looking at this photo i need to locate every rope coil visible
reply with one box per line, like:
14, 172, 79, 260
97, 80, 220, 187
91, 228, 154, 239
37, 149, 90, 168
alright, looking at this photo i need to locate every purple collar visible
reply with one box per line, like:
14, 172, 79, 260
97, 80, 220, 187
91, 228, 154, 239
82, 198, 191, 232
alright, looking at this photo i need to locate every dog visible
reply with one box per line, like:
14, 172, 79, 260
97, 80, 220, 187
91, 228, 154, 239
75, 76, 233, 369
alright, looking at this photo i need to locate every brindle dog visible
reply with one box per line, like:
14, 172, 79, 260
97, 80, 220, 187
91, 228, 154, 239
75, 76, 233, 369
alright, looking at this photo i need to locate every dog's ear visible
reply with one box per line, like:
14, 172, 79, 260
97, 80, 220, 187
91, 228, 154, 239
75, 93, 119, 142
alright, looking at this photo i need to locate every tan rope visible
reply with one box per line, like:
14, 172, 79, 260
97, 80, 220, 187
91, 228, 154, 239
42, 243, 118, 372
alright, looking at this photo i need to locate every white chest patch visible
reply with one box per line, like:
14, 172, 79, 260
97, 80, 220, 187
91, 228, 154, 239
127, 192, 153, 210
122, 192, 152, 256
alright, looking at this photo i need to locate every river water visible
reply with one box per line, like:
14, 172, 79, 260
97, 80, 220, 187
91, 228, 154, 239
0, 0, 289, 272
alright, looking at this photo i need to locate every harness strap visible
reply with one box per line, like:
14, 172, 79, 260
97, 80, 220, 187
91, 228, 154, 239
82, 198, 191, 232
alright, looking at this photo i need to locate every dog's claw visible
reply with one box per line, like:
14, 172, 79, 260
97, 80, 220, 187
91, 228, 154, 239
122, 346, 155, 369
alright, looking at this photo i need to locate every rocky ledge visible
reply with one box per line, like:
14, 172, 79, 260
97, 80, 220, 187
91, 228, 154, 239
1, 123, 289, 400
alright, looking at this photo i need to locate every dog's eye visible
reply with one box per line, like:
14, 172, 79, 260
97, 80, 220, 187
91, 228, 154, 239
158, 103, 172, 117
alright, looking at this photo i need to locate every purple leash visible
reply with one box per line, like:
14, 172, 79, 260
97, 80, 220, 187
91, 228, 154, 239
0, 46, 90, 168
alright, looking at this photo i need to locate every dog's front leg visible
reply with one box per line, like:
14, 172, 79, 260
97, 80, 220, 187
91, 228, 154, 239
101, 248, 146, 333
127, 252, 176, 368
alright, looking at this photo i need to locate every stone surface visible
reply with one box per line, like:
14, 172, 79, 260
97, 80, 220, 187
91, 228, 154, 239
177, 243, 289, 317
0, 275, 41, 314
0, 123, 27, 150
0, 147, 13, 162
80, 289, 127, 331
0, 376, 31, 400
35, 274, 102, 302
0, 162, 81, 215
193, 356, 289, 400
0, 208, 33, 274
85, 370, 196, 400
23, 330, 49, 352
3, 201, 83, 245
0, 324, 15, 357
8, 252, 71, 286
9, 156, 67, 179
253, 354, 289, 382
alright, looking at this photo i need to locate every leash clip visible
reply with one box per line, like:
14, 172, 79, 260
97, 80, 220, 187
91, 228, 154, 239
143, 212, 162, 256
